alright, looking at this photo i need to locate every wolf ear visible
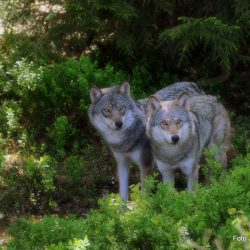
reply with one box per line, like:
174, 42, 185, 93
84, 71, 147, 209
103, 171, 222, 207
147, 95, 162, 116
176, 91, 190, 111
118, 81, 130, 97
90, 87, 102, 103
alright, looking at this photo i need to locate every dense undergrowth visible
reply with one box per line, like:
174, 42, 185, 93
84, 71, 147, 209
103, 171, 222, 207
0, 57, 126, 215
6, 150, 250, 249
0, 56, 249, 250
0, 56, 201, 216
0, 56, 248, 216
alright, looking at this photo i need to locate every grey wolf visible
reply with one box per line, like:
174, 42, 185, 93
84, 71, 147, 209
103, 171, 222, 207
89, 81, 153, 202
146, 88, 231, 192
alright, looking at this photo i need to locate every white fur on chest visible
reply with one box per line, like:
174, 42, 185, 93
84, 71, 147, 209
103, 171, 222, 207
156, 141, 193, 160
156, 152, 195, 174
102, 129, 124, 144
161, 143, 183, 158
129, 148, 143, 165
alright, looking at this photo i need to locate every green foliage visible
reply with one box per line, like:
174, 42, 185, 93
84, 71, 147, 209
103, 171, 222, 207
0, 2, 249, 248
232, 116, 250, 155
201, 146, 224, 185
129, 61, 178, 99
179, 208, 250, 249
0, 100, 23, 141
7, 151, 250, 249
159, 17, 240, 75
48, 116, 69, 158
1, 0, 250, 81
1, 56, 125, 157
0, 142, 116, 215
8, 216, 86, 250
0, 153, 56, 214
0, 56, 127, 215
7, 59, 43, 92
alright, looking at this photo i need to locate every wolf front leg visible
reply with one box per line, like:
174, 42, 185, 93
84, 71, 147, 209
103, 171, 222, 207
187, 169, 199, 192
130, 145, 153, 190
156, 159, 175, 188
112, 151, 130, 202
180, 158, 199, 192
214, 145, 229, 170
139, 164, 151, 191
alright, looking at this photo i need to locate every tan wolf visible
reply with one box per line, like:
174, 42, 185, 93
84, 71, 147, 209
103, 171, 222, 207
146, 91, 231, 192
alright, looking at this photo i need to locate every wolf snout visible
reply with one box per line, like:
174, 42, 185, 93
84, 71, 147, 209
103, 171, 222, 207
115, 121, 123, 129
171, 135, 179, 144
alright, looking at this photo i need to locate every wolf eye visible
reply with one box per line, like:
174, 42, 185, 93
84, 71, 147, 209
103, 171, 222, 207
103, 107, 111, 114
176, 120, 182, 126
118, 106, 126, 113
161, 121, 168, 127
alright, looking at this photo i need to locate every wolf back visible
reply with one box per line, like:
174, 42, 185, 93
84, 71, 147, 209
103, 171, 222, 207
154, 81, 203, 100
137, 81, 203, 113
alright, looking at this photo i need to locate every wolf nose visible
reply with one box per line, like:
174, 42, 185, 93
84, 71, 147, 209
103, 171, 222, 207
171, 135, 179, 143
115, 121, 123, 129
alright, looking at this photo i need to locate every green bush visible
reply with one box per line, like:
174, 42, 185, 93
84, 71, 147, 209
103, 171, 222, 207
54, 143, 116, 210
0, 56, 126, 155
0, 154, 56, 214
18, 57, 125, 157
7, 150, 250, 249
48, 116, 70, 158
0, 143, 116, 215
2, 0, 249, 80
232, 117, 250, 156
8, 216, 86, 250
0, 56, 128, 215
0, 53, 249, 226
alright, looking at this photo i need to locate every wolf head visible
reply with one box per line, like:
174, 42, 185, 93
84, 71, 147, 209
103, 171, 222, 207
89, 81, 141, 133
146, 92, 194, 146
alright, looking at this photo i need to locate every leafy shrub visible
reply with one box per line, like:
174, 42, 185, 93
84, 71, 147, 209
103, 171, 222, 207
0, 56, 129, 215
0, 56, 126, 154
201, 146, 224, 185
17, 57, 125, 157
0, 154, 56, 214
53, 143, 116, 211
0, 101, 22, 140
8, 216, 86, 250
7, 150, 250, 249
232, 117, 250, 156
0, 142, 117, 215
48, 116, 70, 158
